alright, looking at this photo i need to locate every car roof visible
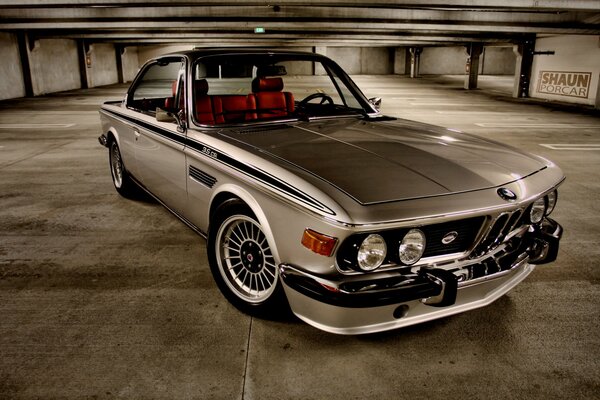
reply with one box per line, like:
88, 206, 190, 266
155, 48, 327, 62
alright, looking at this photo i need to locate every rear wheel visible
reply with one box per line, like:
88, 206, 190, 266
208, 199, 288, 317
109, 140, 138, 198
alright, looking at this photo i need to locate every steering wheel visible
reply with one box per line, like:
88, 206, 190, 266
298, 92, 334, 106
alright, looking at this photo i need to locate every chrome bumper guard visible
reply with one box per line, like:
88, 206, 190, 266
280, 217, 562, 309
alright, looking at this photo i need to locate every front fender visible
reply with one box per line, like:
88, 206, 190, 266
209, 184, 282, 265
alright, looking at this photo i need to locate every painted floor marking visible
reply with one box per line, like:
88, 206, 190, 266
475, 123, 600, 129
540, 144, 600, 151
409, 102, 507, 107
0, 123, 75, 129
435, 111, 541, 115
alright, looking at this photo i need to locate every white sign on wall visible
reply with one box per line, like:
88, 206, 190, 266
537, 71, 592, 99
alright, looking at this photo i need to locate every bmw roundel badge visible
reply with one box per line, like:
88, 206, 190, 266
497, 187, 517, 201
442, 231, 459, 245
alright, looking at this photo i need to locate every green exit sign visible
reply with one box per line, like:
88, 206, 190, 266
254, 27, 265, 33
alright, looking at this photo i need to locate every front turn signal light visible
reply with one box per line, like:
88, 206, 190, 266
301, 229, 338, 257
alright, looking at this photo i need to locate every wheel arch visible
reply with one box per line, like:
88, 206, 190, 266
105, 127, 120, 145
208, 184, 281, 265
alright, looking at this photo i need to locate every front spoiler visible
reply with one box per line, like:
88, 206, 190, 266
279, 218, 562, 334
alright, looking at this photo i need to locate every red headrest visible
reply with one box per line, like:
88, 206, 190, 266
252, 77, 283, 93
195, 79, 209, 95
171, 80, 178, 96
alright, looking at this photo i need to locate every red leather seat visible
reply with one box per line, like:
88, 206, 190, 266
195, 79, 217, 125
247, 77, 294, 120
213, 95, 252, 124
164, 80, 178, 110
195, 79, 261, 125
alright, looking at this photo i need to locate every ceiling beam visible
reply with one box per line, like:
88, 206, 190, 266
0, 6, 588, 24
2, 20, 597, 35
0, 1, 598, 12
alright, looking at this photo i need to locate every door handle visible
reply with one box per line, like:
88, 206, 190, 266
134, 129, 140, 140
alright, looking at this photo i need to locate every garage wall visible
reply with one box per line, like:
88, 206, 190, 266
418, 46, 514, 75
482, 47, 515, 75
324, 47, 393, 75
122, 47, 140, 82
87, 43, 118, 88
529, 35, 600, 107
420, 47, 468, 75
28, 38, 80, 96
138, 45, 193, 65
0, 32, 26, 100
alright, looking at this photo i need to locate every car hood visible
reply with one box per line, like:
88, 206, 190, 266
221, 118, 547, 205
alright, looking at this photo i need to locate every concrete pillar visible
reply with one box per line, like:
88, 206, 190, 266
595, 79, 600, 109
409, 47, 422, 78
404, 48, 411, 75
512, 37, 535, 98
115, 45, 124, 84
77, 40, 89, 89
16, 32, 33, 97
464, 43, 483, 90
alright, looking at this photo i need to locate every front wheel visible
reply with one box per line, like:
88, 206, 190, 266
208, 199, 288, 317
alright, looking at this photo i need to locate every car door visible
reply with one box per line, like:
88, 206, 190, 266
126, 57, 188, 214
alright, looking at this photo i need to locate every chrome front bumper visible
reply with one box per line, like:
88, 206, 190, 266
279, 218, 562, 335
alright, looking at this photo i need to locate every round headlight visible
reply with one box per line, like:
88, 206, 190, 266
546, 190, 558, 215
399, 229, 426, 265
357, 234, 387, 271
529, 197, 546, 224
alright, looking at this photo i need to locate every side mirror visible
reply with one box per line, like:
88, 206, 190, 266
156, 107, 177, 123
368, 97, 382, 112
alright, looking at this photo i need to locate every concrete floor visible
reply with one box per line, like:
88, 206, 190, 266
0, 75, 599, 399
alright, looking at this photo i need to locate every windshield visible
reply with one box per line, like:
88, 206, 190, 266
191, 53, 371, 126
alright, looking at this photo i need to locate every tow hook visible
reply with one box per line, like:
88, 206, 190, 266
419, 268, 458, 307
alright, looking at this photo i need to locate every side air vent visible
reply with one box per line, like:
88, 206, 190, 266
189, 165, 217, 188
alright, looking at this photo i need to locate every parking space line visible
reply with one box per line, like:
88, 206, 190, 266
0, 124, 75, 129
540, 144, 600, 150
435, 111, 539, 115
475, 123, 600, 128
409, 102, 504, 106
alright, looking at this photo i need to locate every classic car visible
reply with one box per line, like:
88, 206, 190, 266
98, 49, 563, 334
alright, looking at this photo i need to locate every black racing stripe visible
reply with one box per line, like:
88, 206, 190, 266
101, 107, 335, 215
101, 108, 182, 144
185, 137, 334, 215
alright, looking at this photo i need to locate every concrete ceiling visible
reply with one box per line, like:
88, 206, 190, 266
1, 0, 599, 47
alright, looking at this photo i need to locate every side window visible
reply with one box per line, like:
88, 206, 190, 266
128, 59, 184, 114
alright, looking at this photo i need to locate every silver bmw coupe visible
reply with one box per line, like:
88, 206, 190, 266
99, 49, 563, 334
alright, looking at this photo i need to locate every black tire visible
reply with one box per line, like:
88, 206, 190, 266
207, 199, 289, 318
108, 140, 139, 199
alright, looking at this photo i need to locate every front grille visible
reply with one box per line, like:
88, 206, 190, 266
189, 165, 217, 188
422, 217, 485, 258
336, 216, 486, 272
473, 209, 527, 256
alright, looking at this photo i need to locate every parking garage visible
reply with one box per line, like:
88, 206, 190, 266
0, 1, 599, 399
